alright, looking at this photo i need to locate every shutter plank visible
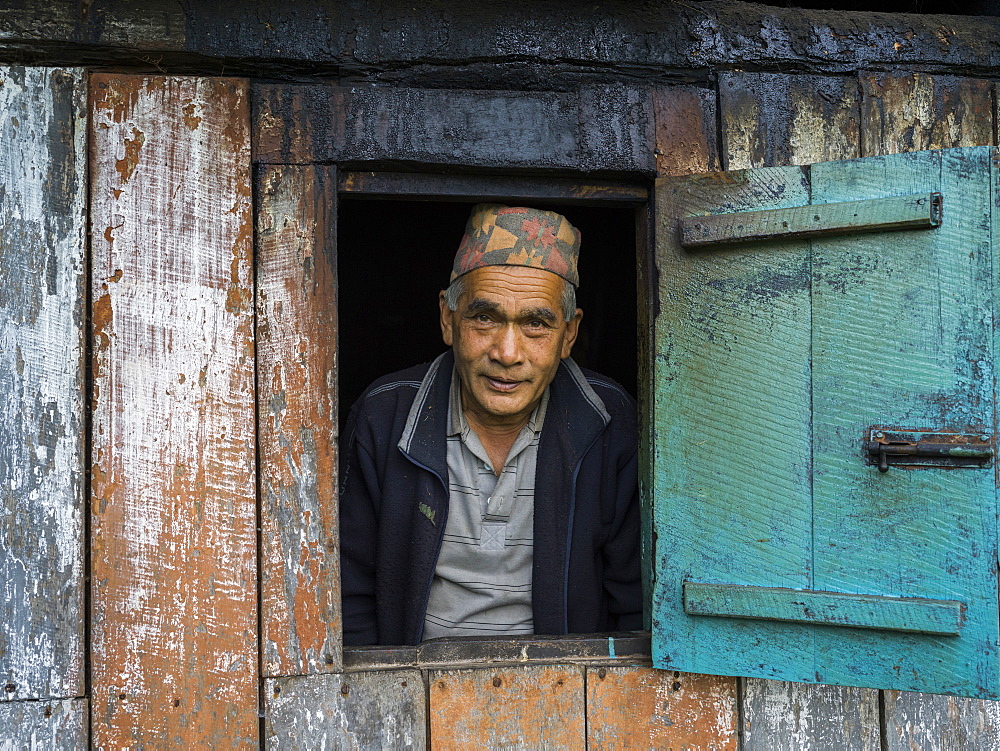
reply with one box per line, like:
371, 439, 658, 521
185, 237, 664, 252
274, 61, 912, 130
860, 72, 994, 156
586, 667, 737, 749
652, 84, 719, 177
265, 670, 426, 749
0, 698, 88, 748
89, 74, 257, 746
257, 164, 341, 676
720, 73, 860, 170
743, 679, 880, 751
428, 666, 584, 748
652, 166, 815, 680
809, 148, 998, 695
0, 66, 86, 702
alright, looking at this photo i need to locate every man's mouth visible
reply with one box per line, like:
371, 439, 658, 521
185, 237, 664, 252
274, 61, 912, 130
483, 376, 523, 392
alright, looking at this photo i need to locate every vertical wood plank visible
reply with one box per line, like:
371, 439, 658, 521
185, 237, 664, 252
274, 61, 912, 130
0, 66, 86, 703
256, 164, 341, 676
743, 679, 880, 750
265, 670, 426, 749
719, 72, 860, 170
860, 72, 994, 156
0, 698, 88, 748
586, 667, 737, 749
883, 690, 1000, 750
89, 74, 257, 747
651, 84, 719, 176
429, 665, 584, 749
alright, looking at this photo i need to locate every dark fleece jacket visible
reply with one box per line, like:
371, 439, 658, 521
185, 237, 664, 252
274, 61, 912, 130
339, 350, 641, 646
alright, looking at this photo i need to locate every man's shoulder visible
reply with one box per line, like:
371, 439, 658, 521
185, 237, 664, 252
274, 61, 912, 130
577, 368, 635, 411
355, 361, 434, 410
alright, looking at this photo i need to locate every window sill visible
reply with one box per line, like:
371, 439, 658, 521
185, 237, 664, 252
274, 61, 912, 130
343, 631, 652, 672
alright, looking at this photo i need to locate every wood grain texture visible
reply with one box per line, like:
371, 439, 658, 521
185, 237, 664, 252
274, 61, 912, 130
720, 72, 860, 170
586, 667, 737, 749
883, 690, 1000, 750
809, 149, 998, 696
860, 72, 994, 157
257, 164, 341, 676
429, 665, 584, 749
742, 679, 880, 750
0, 66, 86, 702
265, 670, 426, 749
652, 167, 816, 682
652, 84, 719, 177
89, 74, 257, 747
0, 698, 88, 749
252, 83, 654, 173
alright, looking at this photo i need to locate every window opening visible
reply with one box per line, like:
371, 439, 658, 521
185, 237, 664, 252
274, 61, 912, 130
338, 198, 638, 433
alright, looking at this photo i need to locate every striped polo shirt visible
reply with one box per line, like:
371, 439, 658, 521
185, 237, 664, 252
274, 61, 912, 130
421, 368, 548, 640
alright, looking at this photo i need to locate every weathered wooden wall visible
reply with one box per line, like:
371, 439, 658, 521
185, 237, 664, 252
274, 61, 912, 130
2, 1, 1000, 748
0, 65, 86, 706
89, 74, 257, 747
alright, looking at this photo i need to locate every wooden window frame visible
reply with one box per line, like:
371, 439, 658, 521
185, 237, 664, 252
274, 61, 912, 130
334, 169, 652, 671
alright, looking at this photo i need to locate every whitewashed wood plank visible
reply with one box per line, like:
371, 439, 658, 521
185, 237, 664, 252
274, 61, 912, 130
265, 670, 426, 749
0, 698, 88, 749
743, 679, 880, 750
0, 66, 86, 702
884, 690, 1000, 750
89, 73, 257, 746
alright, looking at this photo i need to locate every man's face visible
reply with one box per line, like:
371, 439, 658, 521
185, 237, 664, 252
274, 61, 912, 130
439, 265, 582, 428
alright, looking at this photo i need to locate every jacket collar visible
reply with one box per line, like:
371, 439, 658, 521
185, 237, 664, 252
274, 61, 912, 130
397, 349, 610, 479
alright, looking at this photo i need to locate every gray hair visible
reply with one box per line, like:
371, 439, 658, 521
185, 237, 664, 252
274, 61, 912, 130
444, 274, 577, 322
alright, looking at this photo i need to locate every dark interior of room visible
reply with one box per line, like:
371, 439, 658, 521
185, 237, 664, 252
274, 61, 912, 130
337, 198, 638, 428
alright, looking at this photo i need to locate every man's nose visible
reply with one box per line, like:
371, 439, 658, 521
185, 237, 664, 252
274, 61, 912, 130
491, 324, 524, 365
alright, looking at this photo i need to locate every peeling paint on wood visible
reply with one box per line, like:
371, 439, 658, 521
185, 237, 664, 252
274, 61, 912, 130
860, 72, 994, 157
429, 665, 584, 748
257, 164, 341, 676
720, 72, 860, 170
742, 679, 880, 750
652, 84, 719, 177
0, 66, 86, 702
265, 670, 426, 749
883, 690, 1000, 750
252, 83, 654, 174
0, 697, 88, 749
586, 667, 737, 749
89, 73, 257, 747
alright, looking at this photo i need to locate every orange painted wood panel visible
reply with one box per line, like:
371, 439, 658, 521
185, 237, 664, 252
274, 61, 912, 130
89, 74, 257, 747
429, 665, 584, 749
586, 667, 737, 750
256, 164, 341, 676
860, 72, 994, 156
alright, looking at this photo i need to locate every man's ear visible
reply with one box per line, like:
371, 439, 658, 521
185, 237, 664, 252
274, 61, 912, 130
561, 308, 583, 359
439, 291, 454, 347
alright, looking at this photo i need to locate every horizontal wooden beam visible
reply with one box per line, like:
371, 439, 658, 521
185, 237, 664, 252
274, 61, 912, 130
683, 582, 964, 636
252, 83, 654, 174
680, 192, 942, 248
338, 172, 648, 204
343, 633, 652, 672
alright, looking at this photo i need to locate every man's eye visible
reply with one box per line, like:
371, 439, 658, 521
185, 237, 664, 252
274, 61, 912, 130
475, 314, 493, 323
526, 320, 546, 329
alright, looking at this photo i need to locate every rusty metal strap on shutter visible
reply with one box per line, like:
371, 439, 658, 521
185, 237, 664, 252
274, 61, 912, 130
679, 192, 942, 248
683, 582, 963, 636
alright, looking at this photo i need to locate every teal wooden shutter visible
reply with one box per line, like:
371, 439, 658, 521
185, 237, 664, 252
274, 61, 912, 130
651, 146, 1000, 698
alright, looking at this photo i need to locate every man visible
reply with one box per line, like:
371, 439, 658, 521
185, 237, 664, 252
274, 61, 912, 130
339, 203, 641, 646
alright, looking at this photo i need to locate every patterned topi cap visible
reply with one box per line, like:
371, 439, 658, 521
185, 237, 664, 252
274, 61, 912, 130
451, 204, 581, 287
